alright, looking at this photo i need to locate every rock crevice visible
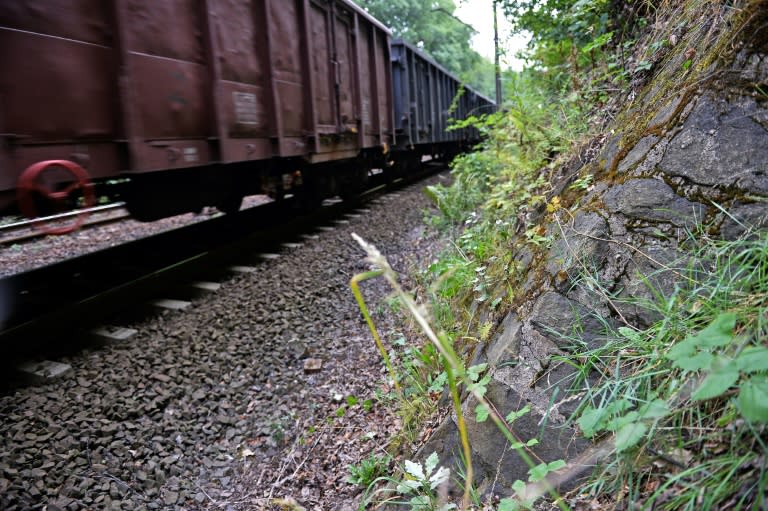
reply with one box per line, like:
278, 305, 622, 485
419, 3, 768, 498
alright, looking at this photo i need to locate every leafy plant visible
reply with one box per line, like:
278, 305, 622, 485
351, 235, 568, 510
578, 396, 670, 451
666, 312, 768, 422
347, 453, 391, 488
634, 59, 653, 73
496, 458, 569, 511
565, 230, 768, 508
396, 452, 455, 510
568, 174, 593, 191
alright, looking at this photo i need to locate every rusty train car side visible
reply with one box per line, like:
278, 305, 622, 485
0, 1, 491, 223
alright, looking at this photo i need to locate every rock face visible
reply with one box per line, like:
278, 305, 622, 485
659, 95, 768, 194
603, 178, 706, 229
419, 7, 768, 498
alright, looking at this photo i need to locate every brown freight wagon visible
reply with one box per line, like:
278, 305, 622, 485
0, 0, 394, 220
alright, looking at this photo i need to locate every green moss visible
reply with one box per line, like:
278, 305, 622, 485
599, 0, 766, 182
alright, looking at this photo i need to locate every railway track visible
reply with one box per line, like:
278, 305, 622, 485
0, 164, 442, 368
0, 203, 130, 245
0, 166, 449, 510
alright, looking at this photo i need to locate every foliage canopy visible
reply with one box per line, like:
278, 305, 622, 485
353, 0, 494, 95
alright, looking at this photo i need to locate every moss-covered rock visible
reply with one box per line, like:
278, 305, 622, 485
418, 0, 768, 500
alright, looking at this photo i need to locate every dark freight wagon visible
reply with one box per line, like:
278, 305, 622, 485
0, 0, 394, 220
390, 40, 494, 157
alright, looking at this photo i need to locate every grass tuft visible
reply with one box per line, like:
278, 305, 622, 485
562, 230, 768, 509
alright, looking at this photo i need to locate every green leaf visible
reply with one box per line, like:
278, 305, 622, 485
467, 363, 488, 382
673, 350, 714, 371
547, 460, 566, 471
737, 376, 768, 422
396, 479, 421, 494
617, 326, 643, 342
429, 466, 450, 489
577, 407, 604, 437
505, 405, 531, 423
666, 337, 698, 361
512, 479, 526, 495
638, 399, 670, 420
424, 451, 439, 477
468, 374, 492, 398
615, 422, 648, 451
606, 398, 633, 416
581, 31, 613, 53
475, 403, 490, 423
692, 357, 740, 401
667, 314, 738, 362
692, 313, 738, 348
511, 438, 539, 450
526, 459, 565, 482
498, 498, 521, 511
635, 60, 652, 73
736, 346, 768, 373
528, 462, 549, 482
408, 495, 431, 508
424, 185, 441, 205
606, 411, 639, 432
404, 459, 425, 480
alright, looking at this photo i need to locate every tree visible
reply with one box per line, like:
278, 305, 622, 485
497, 0, 638, 98
353, 0, 494, 96
499, 0, 640, 71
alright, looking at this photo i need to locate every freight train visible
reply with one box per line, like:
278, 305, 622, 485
0, 0, 494, 229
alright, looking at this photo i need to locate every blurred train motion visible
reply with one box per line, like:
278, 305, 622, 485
0, 0, 493, 230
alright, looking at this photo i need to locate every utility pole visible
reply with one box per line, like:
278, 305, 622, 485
493, 0, 502, 109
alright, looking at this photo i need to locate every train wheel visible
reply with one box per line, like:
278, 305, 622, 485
16, 160, 96, 234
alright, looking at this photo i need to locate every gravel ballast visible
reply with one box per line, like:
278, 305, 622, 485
0, 175, 450, 510
0, 196, 269, 277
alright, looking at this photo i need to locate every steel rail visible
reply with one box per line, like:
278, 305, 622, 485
0, 202, 126, 232
0, 162, 445, 363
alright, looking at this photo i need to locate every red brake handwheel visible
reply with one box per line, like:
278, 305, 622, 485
16, 160, 96, 235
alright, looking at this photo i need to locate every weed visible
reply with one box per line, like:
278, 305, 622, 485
270, 421, 286, 444
396, 452, 454, 510
360, 452, 456, 511
564, 230, 768, 508
351, 235, 567, 510
347, 453, 391, 488
568, 174, 594, 191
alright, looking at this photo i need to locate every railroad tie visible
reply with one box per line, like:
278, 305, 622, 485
91, 327, 138, 342
152, 299, 191, 311
191, 281, 222, 292
18, 360, 72, 381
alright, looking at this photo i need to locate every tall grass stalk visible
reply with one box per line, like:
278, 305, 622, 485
562, 230, 768, 509
351, 233, 568, 510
